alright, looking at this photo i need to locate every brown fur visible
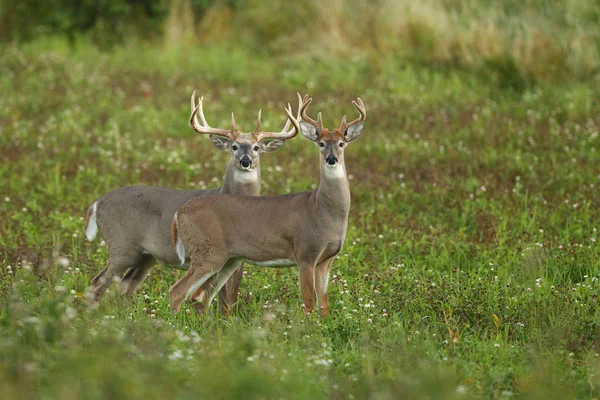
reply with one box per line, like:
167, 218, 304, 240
171, 216, 179, 246
169, 156, 352, 316
170, 132, 362, 315
318, 128, 345, 141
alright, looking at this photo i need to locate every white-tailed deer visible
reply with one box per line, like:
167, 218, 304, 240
169, 94, 366, 316
84, 92, 302, 314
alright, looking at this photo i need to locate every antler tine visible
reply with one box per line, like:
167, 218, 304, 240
256, 109, 262, 132
197, 95, 209, 126
279, 103, 291, 133
282, 103, 301, 137
339, 97, 366, 132
188, 91, 236, 139
353, 97, 366, 120
190, 90, 202, 127
279, 93, 303, 133
254, 93, 308, 141
191, 90, 197, 114
300, 94, 322, 133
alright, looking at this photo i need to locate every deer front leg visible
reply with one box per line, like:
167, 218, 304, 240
315, 256, 335, 317
298, 263, 316, 315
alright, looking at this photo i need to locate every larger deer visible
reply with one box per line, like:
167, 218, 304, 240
169, 94, 366, 316
84, 92, 301, 314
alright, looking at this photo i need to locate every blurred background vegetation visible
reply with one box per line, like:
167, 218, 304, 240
1, 0, 599, 90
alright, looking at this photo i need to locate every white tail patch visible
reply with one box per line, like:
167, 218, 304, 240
174, 212, 186, 265
85, 202, 98, 241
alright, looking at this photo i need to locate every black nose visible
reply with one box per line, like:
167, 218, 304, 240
240, 156, 252, 168
326, 154, 338, 165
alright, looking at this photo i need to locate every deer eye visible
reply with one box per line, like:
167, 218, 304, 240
232, 145, 238, 151
339, 142, 345, 148
319, 142, 325, 148
253, 145, 260, 151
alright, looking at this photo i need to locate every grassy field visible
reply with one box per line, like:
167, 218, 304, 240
1, 35, 599, 399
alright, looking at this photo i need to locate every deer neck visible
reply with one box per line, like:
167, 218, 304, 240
316, 156, 351, 219
221, 158, 261, 196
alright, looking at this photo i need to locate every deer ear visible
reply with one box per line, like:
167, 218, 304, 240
261, 139, 285, 153
300, 121, 319, 142
344, 122, 364, 143
209, 135, 232, 151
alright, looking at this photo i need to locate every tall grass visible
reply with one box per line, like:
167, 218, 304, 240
3, 0, 597, 87
191, 0, 600, 88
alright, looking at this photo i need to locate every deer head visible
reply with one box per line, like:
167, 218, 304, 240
298, 96, 366, 168
190, 91, 307, 171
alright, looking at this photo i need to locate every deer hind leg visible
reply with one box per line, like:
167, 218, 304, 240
315, 257, 335, 317
119, 254, 157, 297
298, 262, 317, 315
190, 258, 241, 315
168, 250, 228, 314
89, 252, 141, 303
189, 274, 215, 314
90, 264, 109, 292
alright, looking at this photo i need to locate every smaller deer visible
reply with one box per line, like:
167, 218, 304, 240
169, 95, 366, 316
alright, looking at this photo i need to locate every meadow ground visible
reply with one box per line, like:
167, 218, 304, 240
0, 38, 599, 399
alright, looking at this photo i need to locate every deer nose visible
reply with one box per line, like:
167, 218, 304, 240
240, 156, 252, 169
326, 154, 338, 165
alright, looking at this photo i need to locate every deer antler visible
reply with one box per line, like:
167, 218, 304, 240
338, 97, 366, 132
254, 92, 309, 142
190, 91, 237, 139
300, 94, 322, 134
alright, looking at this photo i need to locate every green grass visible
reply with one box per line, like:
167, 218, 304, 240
0, 38, 599, 399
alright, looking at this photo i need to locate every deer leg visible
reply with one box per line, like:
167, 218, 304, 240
189, 274, 215, 314
90, 264, 109, 291
89, 253, 141, 302
168, 252, 228, 313
315, 257, 335, 317
119, 254, 157, 297
190, 258, 241, 315
218, 261, 244, 316
298, 262, 316, 315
